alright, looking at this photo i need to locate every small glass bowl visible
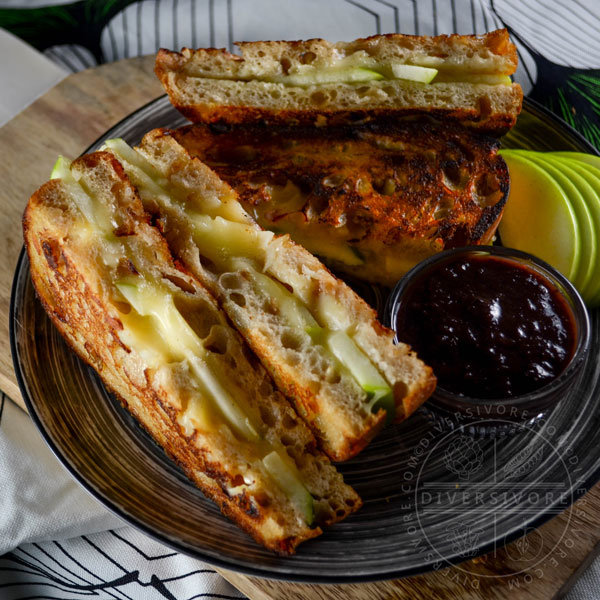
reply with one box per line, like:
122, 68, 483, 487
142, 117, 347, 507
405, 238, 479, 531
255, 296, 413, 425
384, 246, 591, 431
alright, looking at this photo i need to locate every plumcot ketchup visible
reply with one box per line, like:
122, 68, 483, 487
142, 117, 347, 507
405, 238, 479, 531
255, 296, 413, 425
395, 253, 577, 399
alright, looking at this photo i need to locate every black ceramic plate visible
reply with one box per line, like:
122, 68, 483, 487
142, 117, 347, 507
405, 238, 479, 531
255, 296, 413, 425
11, 97, 600, 583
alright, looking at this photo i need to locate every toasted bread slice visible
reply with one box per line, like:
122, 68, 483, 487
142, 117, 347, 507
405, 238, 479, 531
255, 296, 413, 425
24, 151, 361, 554
155, 30, 522, 135
103, 132, 436, 462
171, 120, 509, 287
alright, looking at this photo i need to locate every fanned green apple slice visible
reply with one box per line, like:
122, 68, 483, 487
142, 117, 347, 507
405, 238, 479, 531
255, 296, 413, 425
518, 152, 596, 299
550, 156, 600, 307
552, 151, 600, 171
498, 151, 581, 283
389, 63, 438, 83
275, 67, 384, 86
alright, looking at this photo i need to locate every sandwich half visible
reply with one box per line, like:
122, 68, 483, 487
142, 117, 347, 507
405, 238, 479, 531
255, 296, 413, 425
24, 150, 361, 554
171, 120, 509, 287
103, 132, 436, 461
155, 29, 523, 135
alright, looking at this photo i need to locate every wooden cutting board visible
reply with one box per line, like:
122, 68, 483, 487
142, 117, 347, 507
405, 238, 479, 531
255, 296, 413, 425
1, 55, 599, 599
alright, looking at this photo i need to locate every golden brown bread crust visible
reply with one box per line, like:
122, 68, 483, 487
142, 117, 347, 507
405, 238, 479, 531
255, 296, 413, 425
233, 30, 518, 72
346, 29, 516, 65
171, 120, 509, 286
156, 30, 519, 78
24, 151, 361, 554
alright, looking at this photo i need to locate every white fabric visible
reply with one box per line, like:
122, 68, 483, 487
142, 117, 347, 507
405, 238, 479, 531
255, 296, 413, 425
0, 397, 124, 555
0, 28, 67, 127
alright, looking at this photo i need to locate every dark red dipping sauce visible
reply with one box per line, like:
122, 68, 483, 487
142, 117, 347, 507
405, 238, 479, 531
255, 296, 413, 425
395, 254, 578, 399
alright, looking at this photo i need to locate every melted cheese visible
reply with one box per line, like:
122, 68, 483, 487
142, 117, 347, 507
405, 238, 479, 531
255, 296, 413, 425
106, 140, 394, 421
57, 155, 314, 521
188, 213, 273, 271
103, 138, 250, 223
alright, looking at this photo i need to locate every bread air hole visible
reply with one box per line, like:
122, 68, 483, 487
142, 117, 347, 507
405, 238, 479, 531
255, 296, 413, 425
219, 272, 243, 290
326, 368, 341, 384
292, 452, 308, 469
203, 325, 229, 354
258, 378, 273, 396
310, 91, 328, 106
174, 297, 219, 338
198, 252, 217, 273
282, 413, 297, 429
442, 163, 469, 191
161, 272, 196, 294
281, 331, 303, 351
475, 172, 501, 203
285, 352, 301, 367
262, 298, 279, 315
280, 57, 292, 74
229, 292, 246, 307
281, 434, 296, 447
307, 379, 322, 394
259, 404, 277, 427
300, 51, 316, 64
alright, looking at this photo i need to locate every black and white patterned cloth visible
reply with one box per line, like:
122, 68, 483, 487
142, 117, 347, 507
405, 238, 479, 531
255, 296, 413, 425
1, 1, 599, 598
0, 394, 245, 599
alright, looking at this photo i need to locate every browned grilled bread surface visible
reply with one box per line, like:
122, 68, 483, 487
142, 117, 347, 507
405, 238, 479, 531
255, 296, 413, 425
155, 30, 522, 134
24, 151, 361, 554
171, 120, 509, 286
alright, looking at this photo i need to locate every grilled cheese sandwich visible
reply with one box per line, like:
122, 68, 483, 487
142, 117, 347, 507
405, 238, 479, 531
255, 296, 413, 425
24, 151, 361, 554
155, 29, 523, 134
